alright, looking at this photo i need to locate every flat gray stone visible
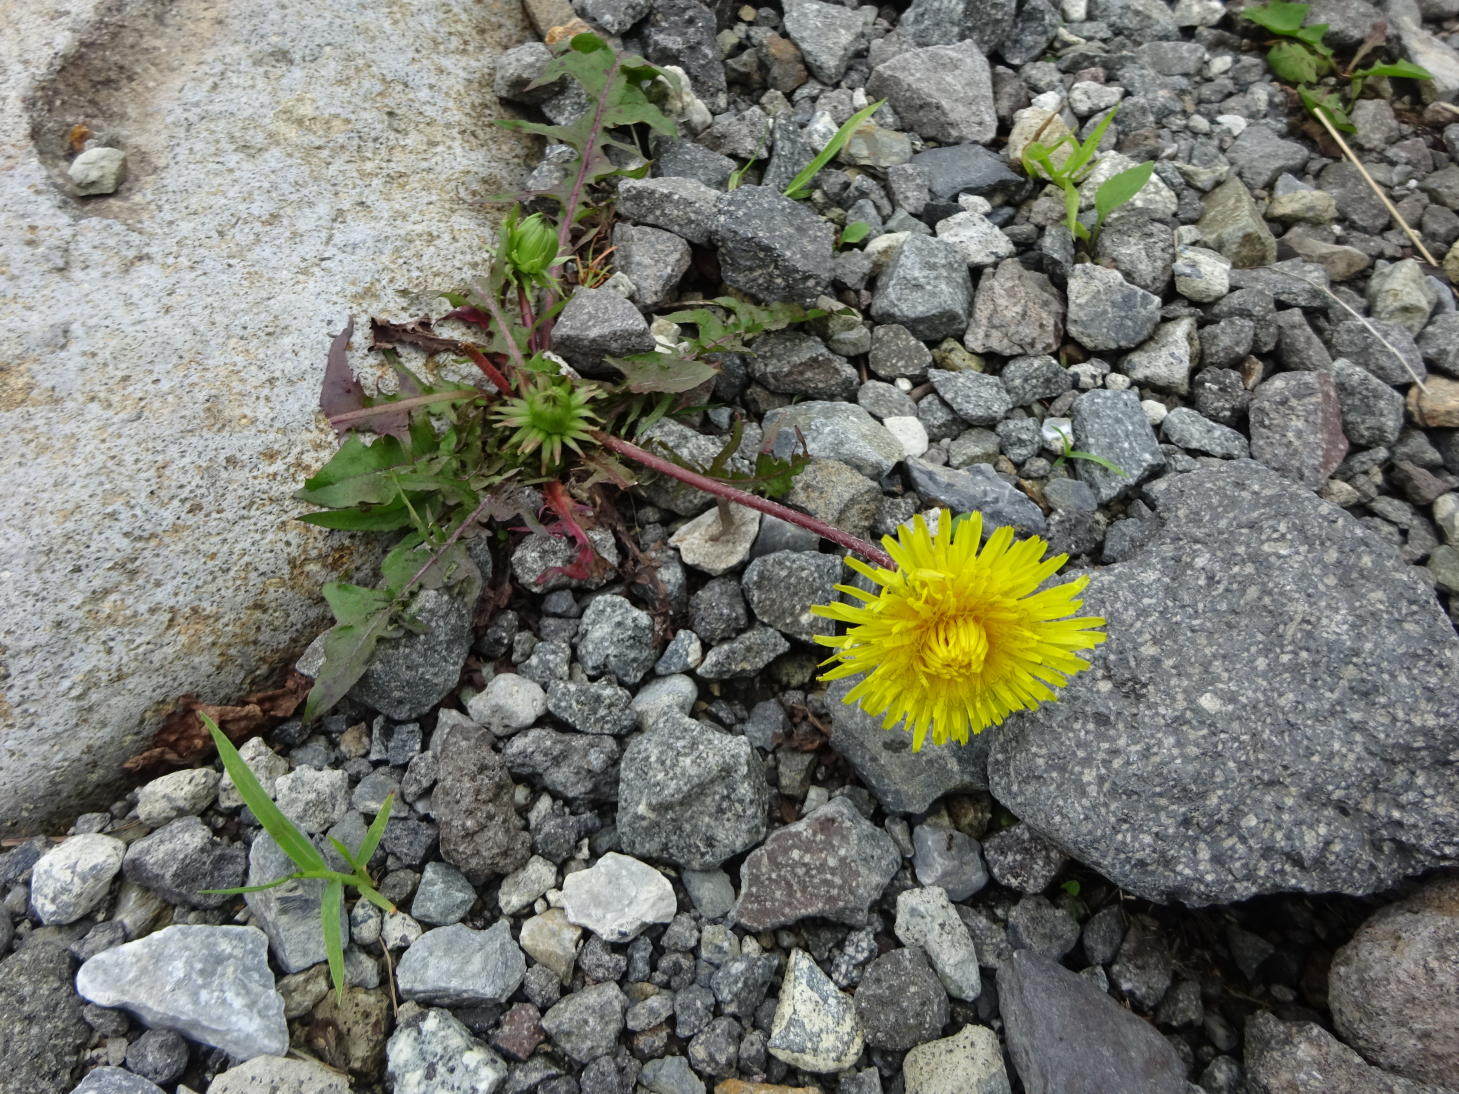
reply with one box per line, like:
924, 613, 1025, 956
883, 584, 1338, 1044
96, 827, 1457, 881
1243, 1011, 1446, 1094
76, 925, 287, 1059
395, 921, 525, 1007
245, 832, 347, 974
987, 462, 1459, 904
733, 796, 899, 930
905, 459, 1047, 535
618, 711, 769, 870
1000, 949, 1187, 1094
562, 852, 677, 942
209, 1056, 350, 1094
762, 401, 904, 480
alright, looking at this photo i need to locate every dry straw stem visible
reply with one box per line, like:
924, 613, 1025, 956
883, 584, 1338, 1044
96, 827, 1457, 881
1259, 265, 1429, 391
1310, 106, 1440, 268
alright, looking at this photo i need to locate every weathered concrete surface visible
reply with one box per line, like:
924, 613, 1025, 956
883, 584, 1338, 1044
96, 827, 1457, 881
0, 0, 535, 833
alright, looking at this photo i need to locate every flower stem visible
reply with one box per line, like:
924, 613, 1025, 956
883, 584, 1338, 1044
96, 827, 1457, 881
592, 430, 896, 569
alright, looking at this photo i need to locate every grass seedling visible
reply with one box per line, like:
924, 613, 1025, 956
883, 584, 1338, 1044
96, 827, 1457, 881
1050, 426, 1129, 478
200, 714, 395, 1000
1020, 106, 1154, 247
782, 99, 886, 200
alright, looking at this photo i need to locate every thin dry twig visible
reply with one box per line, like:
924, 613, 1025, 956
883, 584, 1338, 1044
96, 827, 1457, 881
1310, 107, 1440, 268
1257, 265, 1429, 392
379, 937, 400, 1017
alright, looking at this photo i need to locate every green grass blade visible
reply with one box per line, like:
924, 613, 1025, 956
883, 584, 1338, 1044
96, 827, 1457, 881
1067, 448, 1129, 477
203, 715, 327, 873
783, 99, 885, 200
328, 837, 364, 873
354, 793, 395, 868
356, 884, 398, 915
1065, 106, 1116, 180
322, 879, 346, 1001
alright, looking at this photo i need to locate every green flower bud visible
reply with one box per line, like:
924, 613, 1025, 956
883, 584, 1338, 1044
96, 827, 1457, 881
504, 212, 560, 280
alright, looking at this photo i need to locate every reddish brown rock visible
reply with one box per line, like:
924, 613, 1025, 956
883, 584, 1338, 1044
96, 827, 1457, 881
1248, 371, 1349, 489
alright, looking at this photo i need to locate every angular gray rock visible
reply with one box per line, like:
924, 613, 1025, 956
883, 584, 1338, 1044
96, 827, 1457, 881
552, 287, 657, 375
0, 942, 89, 1094
905, 459, 1048, 535
988, 461, 1459, 903
782, 0, 865, 82
712, 186, 835, 305
1161, 407, 1248, 459
76, 925, 287, 1059
895, 886, 983, 1001
434, 722, 531, 883
353, 575, 480, 721
612, 222, 691, 308
577, 594, 657, 684
617, 176, 721, 244
29, 834, 125, 925
824, 676, 989, 814
386, 1007, 507, 1094
762, 401, 904, 479
866, 43, 995, 144
871, 235, 974, 342
927, 369, 1012, 427
1000, 950, 1188, 1094
695, 626, 791, 680
1121, 317, 1200, 395
1333, 357, 1405, 447
746, 330, 858, 400
964, 259, 1065, 357
396, 921, 525, 1007
1065, 264, 1161, 353
1069, 389, 1167, 503
540, 981, 628, 1064
122, 816, 247, 909
733, 796, 899, 930
618, 711, 769, 869
854, 947, 949, 1051
245, 832, 347, 974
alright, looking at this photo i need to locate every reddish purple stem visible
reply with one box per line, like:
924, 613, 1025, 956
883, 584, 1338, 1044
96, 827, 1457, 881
593, 431, 895, 570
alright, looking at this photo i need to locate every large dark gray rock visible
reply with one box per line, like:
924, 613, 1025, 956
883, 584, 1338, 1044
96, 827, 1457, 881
122, 816, 247, 909
712, 186, 835, 305
782, 0, 866, 82
643, 0, 726, 110
742, 550, 842, 642
0, 943, 88, 1094
1000, 950, 1187, 1094
987, 461, 1459, 904
617, 711, 769, 870
901, 0, 1015, 51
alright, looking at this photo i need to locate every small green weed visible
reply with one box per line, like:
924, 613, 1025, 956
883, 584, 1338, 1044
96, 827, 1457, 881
200, 714, 395, 1000
782, 99, 885, 200
1241, 1, 1431, 132
1020, 106, 1154, 247
1050, 425, 1129, 478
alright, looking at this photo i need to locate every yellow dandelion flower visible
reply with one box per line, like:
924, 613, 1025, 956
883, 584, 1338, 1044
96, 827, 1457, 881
811, 510, 1106, 750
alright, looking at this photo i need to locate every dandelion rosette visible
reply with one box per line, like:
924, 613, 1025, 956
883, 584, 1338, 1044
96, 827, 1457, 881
812, 510, 1106, 749
494, 373, 601, 472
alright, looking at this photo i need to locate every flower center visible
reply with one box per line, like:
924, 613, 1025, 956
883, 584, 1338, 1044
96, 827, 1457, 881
916, 615, 988, 680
